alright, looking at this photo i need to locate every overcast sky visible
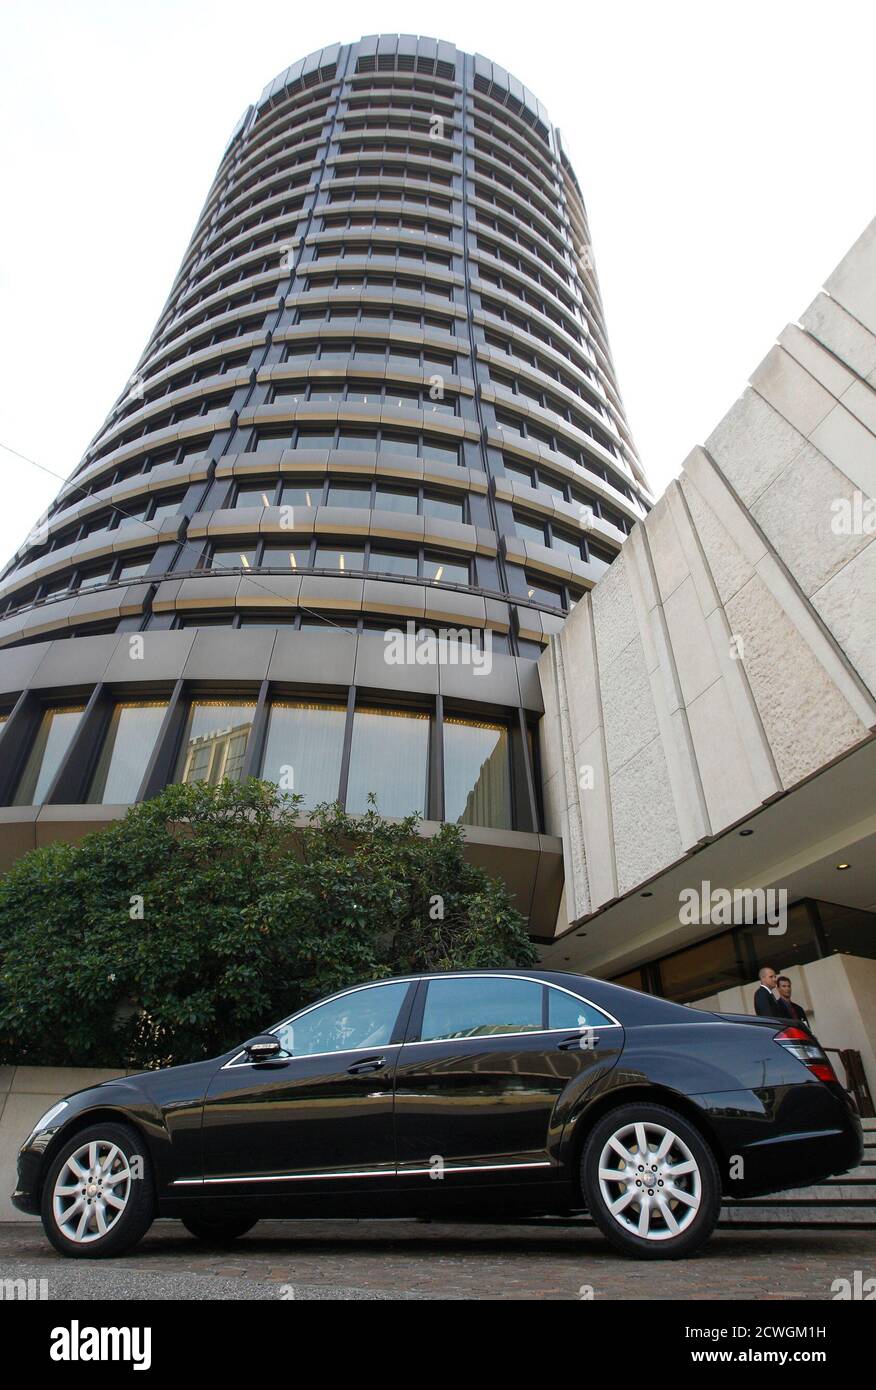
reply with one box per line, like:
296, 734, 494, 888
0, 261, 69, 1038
1, 0, 873, 566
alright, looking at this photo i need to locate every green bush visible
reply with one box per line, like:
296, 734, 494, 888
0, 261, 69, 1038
0, 779, 536, 1069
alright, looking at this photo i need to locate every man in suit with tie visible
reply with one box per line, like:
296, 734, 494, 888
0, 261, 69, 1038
753, 966, 785, 1018
776, 975, 809, 1027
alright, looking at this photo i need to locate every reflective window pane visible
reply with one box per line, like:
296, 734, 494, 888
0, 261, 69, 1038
443, 718, 511, 829
255, 433, 295, 452
236, 486, 276, 508
380, 433, 418, 457
346, 706, 429, 817
337, 432, 375, 451
117, 558, 151, 581
375, 486, 418, 513
423, 493, 464, 523
151, 497, 183, 524
275, 982, 409, 1057
14, 706, 85, 806
420, 976, 542, 1041
327, 484, 371, 508
261, 546, 309, 569
88, 702, 168, 804
368, 550, 418, 577
423, 555, 468, 584
280, 481, 322, 507
295, 432, 335, 449
77, 569, 111, 590
526, 575, 564, 607
175, 701, 256, 785
314, 547, 365, 571
422, 440, 458, 465
547, 987, 613, 1030
211, 547, 257, 569
261, 701, 345, 809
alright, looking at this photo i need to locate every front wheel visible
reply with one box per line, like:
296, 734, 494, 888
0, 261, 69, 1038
581, 1103, 721, 1259
41, 1122, 155, 1259
181, 1214, 258, 1246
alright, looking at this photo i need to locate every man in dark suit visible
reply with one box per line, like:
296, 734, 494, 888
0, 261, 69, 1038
753, 966, 785, 1017
777, 975, 809, 1027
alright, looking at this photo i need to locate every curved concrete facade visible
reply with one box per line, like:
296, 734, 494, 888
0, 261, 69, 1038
0, 37, 649, 931
538, 217, 876, 1011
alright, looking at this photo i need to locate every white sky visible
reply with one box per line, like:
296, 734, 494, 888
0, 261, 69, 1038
1, 0, 874, 567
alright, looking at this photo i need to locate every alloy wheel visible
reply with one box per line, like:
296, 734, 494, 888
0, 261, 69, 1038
51, 1139, 132, 1245
597, 1119, 702, 1241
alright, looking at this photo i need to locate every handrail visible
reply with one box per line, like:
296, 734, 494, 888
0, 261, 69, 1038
824, 1047, 875, 1118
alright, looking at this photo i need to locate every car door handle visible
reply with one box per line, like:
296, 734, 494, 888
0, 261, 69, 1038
347, 1056, 386, 1075
557, 1034, 590, 1051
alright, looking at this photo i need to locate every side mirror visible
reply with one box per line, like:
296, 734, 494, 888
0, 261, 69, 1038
243, 1034, 283, 1063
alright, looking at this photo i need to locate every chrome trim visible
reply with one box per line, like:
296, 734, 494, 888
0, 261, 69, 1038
399, 1023, 621, 1048
223, 973, 620, 1067
171, 1159, 552, 1186
224, 1042, 402, 1071
398, 1160, 552, 1176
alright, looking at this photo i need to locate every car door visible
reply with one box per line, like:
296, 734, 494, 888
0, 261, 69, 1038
393, 974, 624, 1192
199, 979, 416, 1194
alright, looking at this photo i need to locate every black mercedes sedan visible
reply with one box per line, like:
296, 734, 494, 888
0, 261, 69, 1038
13, 969, 863, 1260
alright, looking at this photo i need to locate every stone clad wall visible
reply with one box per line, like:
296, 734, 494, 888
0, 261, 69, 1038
539, 219, 876, 924
0, 1065, 127, 1222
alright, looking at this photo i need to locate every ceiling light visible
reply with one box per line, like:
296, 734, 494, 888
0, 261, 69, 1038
740, 828, 754, 837
836, 863, 851, 871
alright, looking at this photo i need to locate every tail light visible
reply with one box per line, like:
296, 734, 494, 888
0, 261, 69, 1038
774, 1026, 838, 1083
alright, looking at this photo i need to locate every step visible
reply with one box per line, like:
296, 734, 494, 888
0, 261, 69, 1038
720, 1205, 876, 1225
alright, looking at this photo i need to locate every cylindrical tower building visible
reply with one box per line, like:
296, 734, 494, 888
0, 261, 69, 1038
0, 36, 651, 932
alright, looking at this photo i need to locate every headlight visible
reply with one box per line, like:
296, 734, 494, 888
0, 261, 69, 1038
26, 1100, 69, 1144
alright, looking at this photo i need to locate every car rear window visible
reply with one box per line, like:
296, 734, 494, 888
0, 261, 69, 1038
547, 987, 614, 1031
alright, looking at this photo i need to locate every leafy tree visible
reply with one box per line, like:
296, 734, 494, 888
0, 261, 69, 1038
0, 779, 536, 1068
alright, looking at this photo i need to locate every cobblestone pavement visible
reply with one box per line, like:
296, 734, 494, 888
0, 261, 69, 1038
1, 1219, 874, 1300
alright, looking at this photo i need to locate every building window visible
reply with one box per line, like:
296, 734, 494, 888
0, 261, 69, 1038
346, 706, 429, 817
525, 573, 564, 607
313, 546, 365, 571
175, 701, 257, 785
423, 554, 468, 584
88, 702, 168, 804
261, 701, 346, 809
443, 717, 512, 829
211, 547, 257, 569
13, 706, 86, 806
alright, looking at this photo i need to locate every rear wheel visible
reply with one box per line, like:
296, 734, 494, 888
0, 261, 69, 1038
181, 1214, 258, 1246
581, 1103, 721, 1259
41, 1122, 155, 1259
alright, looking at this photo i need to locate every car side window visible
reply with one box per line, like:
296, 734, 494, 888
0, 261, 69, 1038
420, 977, 542, 1041
547, 987, 613, 1031
273, 982, 409, 1058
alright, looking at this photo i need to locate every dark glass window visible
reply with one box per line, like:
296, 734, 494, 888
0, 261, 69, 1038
420, 976, 542, 1041
547, 987, 613, 1030
274, 981, 410, 1058
346, 706, 429, 817
261, 700, 346, 808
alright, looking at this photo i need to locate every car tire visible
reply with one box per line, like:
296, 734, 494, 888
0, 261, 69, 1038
580, 1102, 721, 1260
41, 1121, 155, 1259
181, 1215, 258, 1246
